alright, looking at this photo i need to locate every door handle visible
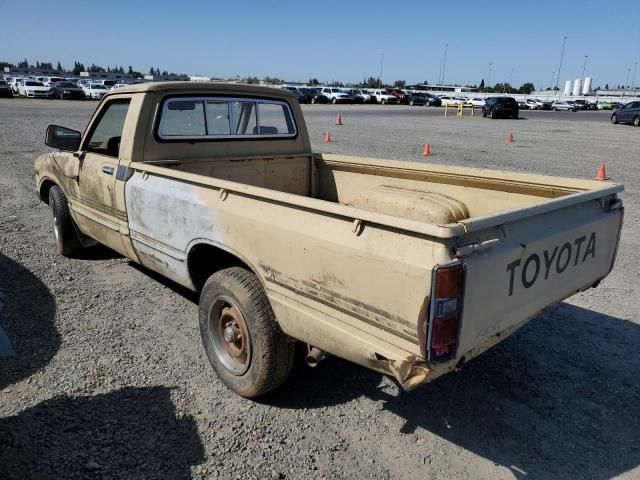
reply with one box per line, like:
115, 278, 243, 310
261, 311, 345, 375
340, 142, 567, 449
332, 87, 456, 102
101, 166, 114, 175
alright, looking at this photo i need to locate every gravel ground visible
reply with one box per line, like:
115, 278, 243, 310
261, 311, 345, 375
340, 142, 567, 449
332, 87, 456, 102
1, 98, 639, 480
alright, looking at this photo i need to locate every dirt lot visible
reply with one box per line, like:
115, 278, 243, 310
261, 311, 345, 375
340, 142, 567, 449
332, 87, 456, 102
1, 98, 639, 480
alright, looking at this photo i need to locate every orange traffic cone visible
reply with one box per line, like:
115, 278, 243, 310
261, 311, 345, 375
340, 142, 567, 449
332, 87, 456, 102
336, 113, 343, 126
508, 132, 514, 143
423, 144, 431, 157
324, 131, 332, 142
595, 163, 609, 181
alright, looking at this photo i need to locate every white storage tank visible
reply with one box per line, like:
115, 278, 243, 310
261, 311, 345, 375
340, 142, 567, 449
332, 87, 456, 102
582, 77, 592, 95
564, 80, 573, 96
572, 78, 582, 96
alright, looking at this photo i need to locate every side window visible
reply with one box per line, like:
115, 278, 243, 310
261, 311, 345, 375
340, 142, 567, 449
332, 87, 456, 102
85, 100, 130, 157
258, 103, 294, 135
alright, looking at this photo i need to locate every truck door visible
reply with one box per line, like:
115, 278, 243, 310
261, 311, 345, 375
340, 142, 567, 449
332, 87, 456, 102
72, 99, 131, 255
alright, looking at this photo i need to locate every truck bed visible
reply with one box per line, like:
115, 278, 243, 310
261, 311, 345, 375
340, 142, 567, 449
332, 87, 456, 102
148, 152, 618, 232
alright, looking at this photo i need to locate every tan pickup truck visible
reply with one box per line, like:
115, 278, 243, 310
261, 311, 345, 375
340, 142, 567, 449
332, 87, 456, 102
35, 82, 624, 397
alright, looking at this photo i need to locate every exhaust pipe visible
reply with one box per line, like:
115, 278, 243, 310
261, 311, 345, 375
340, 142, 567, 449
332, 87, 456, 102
305, 346, 326, 368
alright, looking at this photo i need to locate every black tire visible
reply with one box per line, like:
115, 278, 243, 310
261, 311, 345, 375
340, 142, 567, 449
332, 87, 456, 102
199, 267, 294, 398
633, 116, 639, 127
48, 185, 82, 256
409, 100, 414, 106
513, 112, 519, 119
59, 92, 64, 100
552, 107, 558, 111
611, 114, 618, 124
311, 97, 316, 104
490, 109, 496, 119
332, 98, 338, 104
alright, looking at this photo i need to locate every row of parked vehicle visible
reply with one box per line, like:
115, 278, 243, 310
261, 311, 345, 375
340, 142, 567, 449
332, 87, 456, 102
283, 86, 444, 106
0, 75, 131, 100
280, 86, 626, 113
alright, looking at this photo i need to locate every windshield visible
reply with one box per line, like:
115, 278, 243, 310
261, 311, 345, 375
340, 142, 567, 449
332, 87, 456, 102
496, 98, 515, 104
91, 84, 107, 90
26, 81, 44, 86
59, 82, 77, 88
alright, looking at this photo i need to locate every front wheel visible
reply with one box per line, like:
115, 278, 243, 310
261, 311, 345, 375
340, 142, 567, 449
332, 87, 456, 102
633, 116, 639, 127
409, 100, 414, 106
552, 107, 558, 111
48, 185, 82, 256
199, 267, 294, 398
332, 98, 338, 104
59, 92, 64, 100
611, 114, 618, 124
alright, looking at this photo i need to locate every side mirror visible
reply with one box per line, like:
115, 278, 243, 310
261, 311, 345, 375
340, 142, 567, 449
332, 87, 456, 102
45, 125, 81, 151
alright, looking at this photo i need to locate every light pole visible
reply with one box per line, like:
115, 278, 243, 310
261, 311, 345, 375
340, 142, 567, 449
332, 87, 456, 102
487, 62, 492, 93
625, 68, 631, 89
581, 55, 588, 83
506, 66, 514, 93
550, 71, 555, 90
441, 43, 448, 85
555, 36, 568, 93
632, 62, 638, 90
378, 53, 384, 88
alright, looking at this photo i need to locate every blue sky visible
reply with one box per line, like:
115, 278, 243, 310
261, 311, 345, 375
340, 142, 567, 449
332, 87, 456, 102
3, 0, 639, 89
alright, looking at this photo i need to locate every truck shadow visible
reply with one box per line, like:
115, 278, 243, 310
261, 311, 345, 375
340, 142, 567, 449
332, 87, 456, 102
0, 254, 57, 391
267, 303, 640, 480
0, 386, 205, 480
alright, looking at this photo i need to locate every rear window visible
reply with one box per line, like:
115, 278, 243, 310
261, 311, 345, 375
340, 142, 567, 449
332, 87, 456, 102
496, 97, 516, 104
158, 97, 296, 140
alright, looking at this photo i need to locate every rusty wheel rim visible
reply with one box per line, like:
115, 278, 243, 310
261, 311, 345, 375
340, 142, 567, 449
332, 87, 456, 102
209, 295, 250, 375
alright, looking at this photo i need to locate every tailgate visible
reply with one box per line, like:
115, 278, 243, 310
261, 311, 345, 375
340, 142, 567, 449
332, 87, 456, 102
455, 196, 623, 359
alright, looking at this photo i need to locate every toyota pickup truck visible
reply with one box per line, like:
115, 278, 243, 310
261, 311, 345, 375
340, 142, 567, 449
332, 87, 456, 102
34, 82, 624, 398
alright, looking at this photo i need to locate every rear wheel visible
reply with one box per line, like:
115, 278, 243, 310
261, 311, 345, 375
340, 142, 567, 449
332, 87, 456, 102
611, 114, 618, 124
59, 92, 64, 100
199, 267, 294, 398
552, 107, 558, 111
48, 185, 82, 256
409, 100, 414, 106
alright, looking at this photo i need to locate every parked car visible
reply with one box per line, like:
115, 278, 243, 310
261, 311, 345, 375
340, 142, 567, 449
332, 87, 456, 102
19, 80, 52, 98
50, 81, 86, 100
403, 92, 429, 106
572, 99, 597, 111
41, 76, 64, 87
0, 79, 13, 97
82, 83, 110, 100
610, 101, 640, 126
291, 89, 310, 104
597, 101, 622, 110
482, 96, 519, 119
467, 97, 486, 107
300, 88, 329, 104
9, 77, 24, 94
551, 101, 578, 112
517, 101, 530, 110
386, 88, 409, 103
370, 89, 398, 104
348, 89, 370, 103
439, 95, 465, 106
319, 87, 353, 104
110, 83, 130, 91
523, 99, 539, 110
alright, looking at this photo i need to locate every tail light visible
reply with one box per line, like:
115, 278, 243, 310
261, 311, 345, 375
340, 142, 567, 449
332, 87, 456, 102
427, 262, 465, 362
